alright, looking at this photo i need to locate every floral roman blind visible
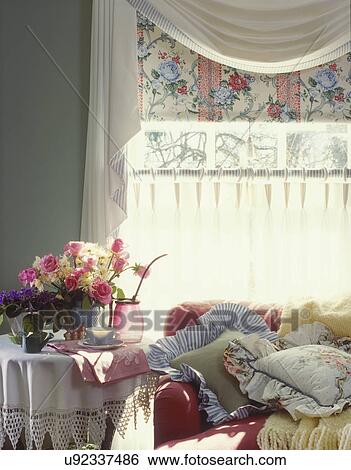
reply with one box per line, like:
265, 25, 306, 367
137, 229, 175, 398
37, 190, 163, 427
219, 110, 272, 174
137, 15, 351, 123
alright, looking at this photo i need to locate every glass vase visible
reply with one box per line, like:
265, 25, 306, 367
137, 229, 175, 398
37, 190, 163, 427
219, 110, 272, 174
109, 300, 143, 343
7, 310, 29, 336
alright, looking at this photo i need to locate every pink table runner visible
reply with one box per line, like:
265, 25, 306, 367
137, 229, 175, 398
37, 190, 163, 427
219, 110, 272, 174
48, 341, 150, 384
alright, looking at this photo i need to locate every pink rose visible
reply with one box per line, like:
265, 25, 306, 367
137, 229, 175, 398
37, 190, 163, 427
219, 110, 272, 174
40, 254, 59, 273
134, 265, 150, 278
84, 257, 96, 269
18, 268, 37, 286
89, 279, 112, 305
177, 85, 188, 95
111, 238, 124, 253
229, 73, 248, 91
64, 241, 83, 257
64, 274, 78, 291
112, 256, 128, 273
73, 267, 89, 278
267, 103, 282, 119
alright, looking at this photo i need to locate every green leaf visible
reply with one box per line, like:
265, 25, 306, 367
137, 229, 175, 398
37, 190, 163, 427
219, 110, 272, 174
177, 79, 187, 87
323, 90, 335, 100
334, 87, 344, 94
116, 288, 125, 301
8, 334, 22, 345
308, 77, 317, 87
82, 294, 92, 311
166, 83, 178, 93
5, 303, 22, 319
151, 69, 160, 79
22, 313, 44, 334
0, 314, 3, 328
22, 314, 34, 334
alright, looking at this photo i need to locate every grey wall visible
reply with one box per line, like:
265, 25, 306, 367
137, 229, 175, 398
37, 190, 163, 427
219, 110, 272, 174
0, 0, 92, 289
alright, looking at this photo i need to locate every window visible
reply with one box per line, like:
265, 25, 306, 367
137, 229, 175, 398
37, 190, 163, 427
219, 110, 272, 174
129, 121, 351, 176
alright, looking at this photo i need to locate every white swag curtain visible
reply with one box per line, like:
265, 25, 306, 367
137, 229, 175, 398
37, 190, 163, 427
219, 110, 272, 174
82, 0, 351, 310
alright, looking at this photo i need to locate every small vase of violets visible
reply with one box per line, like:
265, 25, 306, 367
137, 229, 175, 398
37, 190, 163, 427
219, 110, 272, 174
0, 288, 57, 344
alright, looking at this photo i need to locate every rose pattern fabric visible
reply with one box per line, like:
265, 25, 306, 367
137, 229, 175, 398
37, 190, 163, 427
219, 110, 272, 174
224, 324, 351, 419
137, 14, 351, 123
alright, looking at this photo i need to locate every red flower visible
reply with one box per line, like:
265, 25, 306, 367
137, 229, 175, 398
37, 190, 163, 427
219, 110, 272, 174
334, 93, 345, 102
177, 85, 188, 95
158, 51, 167, 60
267, 103, 282, 119
329, 63, 337, 71
172, 55, 180, 64
228, 73, 248, 91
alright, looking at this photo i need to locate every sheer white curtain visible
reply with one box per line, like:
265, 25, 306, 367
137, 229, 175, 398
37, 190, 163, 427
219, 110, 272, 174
118, 120, 351, 311
120, 178, 351, 309
81, 0, 140, 243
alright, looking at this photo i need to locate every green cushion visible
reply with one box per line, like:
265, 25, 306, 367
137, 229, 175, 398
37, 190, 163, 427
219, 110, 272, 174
170, 329, 249, 413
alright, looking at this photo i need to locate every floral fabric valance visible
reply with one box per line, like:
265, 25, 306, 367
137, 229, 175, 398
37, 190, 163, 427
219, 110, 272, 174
137, 15, 351, 123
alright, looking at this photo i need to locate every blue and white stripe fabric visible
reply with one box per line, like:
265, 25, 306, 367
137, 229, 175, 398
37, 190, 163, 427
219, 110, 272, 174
198, 302, 278, 341
147, 302, 278, 425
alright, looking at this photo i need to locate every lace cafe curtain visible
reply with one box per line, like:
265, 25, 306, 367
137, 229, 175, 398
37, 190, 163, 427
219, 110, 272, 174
119, 15, 351, 313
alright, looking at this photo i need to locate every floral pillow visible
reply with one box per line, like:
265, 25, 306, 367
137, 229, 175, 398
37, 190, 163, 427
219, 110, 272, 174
224, 331, 351, 419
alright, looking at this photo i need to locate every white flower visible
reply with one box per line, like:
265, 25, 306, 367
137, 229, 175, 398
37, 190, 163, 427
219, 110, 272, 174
151, 79, 162, 90
34, 279, 44, 291
33, 256, 41, 270
137, 43, 149, 59
80, 242, 107, 259
309, 88, 320, 100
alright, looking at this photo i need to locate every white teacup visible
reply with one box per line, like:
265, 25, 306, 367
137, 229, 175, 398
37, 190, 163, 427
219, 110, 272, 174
85, 327, 118, 345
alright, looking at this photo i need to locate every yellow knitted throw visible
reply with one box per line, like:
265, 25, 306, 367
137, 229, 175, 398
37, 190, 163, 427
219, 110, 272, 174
258, 410, 351, 450
258, 296, 351, 450
278, 295, 351, 338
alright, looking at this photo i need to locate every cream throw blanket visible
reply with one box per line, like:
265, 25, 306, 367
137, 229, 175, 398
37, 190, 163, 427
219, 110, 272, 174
258, 296, 351, 450
278, 296, 351, 338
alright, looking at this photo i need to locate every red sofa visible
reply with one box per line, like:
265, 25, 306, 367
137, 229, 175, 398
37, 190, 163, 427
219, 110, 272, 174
154, 301, 282, 450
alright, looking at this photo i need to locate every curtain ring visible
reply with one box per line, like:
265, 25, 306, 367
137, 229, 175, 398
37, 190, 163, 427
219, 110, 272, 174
173, 167, 177, 181
302, 167, 306, 182
344, 166, 348, 182
265, 167, 270, 181
237, 167, 242, 183
151, 168, 155, 181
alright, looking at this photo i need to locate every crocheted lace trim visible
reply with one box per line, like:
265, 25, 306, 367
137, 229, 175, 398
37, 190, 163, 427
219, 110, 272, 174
0, 373, 158, 450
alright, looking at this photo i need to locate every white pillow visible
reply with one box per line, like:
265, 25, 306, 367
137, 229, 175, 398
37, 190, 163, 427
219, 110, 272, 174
224, 329, 351, 419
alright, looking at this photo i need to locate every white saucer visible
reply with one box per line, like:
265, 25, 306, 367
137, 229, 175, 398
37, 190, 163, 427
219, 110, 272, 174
78, 339, 124, 350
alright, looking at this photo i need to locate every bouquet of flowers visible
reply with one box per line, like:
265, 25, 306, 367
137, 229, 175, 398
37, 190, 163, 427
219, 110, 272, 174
17, 238, 165, 314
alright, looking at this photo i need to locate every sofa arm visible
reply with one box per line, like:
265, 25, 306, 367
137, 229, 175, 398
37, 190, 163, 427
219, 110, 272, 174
154, 376, 202, 448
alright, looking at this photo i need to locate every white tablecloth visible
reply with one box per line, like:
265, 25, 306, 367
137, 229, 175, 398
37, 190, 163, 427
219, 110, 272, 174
0, 336, 157, 449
